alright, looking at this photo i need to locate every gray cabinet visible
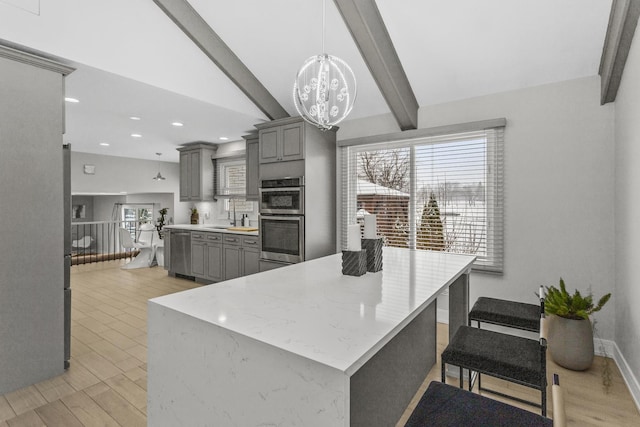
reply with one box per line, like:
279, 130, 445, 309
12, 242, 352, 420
178, 143, 217, 201
191, 231, 223, 282
190, 231, 258, 282
191, 232, 207, 278
258, 121, 304, 164
242, 236, 260, 276
223, 235, 260, 280
255, 116, 337, 262
244, 134, 259, 200
206, 234, 223, 282
223, 235, 242, 280
163, 229, 171, 271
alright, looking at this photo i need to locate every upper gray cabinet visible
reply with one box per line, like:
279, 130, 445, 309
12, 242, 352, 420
257, 119, 304, 164
177, 143, 217, 202
243, 133, 259, 200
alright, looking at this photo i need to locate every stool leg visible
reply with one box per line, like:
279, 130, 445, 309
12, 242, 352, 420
459, 367, 463, 388
441, 361, 446, 383
542, 387, 546, 416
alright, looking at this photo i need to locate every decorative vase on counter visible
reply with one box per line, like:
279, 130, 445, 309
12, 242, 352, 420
547, 314, 594, 371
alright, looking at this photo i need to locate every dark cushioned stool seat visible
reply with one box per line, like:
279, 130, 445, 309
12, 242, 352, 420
404, 381, 552, 427
469, 297, 540, 332
442, 326, 544, 387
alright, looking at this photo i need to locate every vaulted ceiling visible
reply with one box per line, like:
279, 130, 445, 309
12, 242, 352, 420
0, 0, 617, 162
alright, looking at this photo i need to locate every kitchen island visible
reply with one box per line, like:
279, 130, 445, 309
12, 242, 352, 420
147, 247, 475, 426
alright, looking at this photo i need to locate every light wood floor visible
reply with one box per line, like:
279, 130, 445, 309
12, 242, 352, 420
0, 261, 638, 426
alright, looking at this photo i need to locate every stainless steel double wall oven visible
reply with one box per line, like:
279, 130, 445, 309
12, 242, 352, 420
259, 177, 305, 267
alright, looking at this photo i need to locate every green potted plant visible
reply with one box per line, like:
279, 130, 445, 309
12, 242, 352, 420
190, 207, 199, 224
156, 207, 168, 239
545, 278, 611, 370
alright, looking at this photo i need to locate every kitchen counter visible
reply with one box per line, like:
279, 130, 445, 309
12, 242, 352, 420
164, 223, 258, 235
147, 247, 475, 426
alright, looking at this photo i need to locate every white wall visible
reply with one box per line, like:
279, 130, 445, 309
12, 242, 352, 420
613, 23, 640, 388
70, 151, 192, 224
338, 76, 617, 340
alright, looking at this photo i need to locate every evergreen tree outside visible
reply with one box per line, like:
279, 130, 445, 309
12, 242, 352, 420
417, 193, 445, 251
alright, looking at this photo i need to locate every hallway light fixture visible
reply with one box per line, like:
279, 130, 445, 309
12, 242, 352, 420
153, 152, 166, 180
293, 0, 356, 131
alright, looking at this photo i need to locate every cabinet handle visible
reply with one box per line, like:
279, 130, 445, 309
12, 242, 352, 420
244, 240, 257, 245
225, 238, 238, 242
193, 234, 203, 238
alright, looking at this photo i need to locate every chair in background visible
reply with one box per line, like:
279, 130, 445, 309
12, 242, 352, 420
441, 288, 548, 415
119, 226, 153, 269
152, 229, 165, 267
404, 374, 565, 427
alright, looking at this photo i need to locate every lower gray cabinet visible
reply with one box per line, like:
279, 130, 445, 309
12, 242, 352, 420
224, 235, 260, 280
191, 237, 206, 278
241, 236, 260, 276
190, 231, 259, 282
191, 231, 223, 282
163, 229, 171, 271
223, 235, 242, 280
206, 242, 223, 281
224, 245, 242, 281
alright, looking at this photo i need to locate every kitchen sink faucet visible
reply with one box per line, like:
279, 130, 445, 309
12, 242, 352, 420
229, 197, 237, 226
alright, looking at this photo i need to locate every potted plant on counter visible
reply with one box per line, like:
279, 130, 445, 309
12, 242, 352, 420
545, 278, 611, 371
190, 207, 199, 225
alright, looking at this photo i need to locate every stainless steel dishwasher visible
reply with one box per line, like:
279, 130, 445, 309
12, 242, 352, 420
170, 231, 192, 277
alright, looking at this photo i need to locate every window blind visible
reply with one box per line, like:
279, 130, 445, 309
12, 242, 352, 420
340, 126, 504, 273
217, 159, 255, 212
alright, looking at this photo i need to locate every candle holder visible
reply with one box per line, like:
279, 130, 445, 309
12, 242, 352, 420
342, 250, 367, 276
362, 238, 383, 272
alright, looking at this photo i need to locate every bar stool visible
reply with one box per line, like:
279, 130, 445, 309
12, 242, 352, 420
404, 374, 565, 427
441, 289, 548, 415
469, 296, 540, 332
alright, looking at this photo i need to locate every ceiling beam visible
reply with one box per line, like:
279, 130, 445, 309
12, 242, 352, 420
599, 0, 640, 105
334, 0, 419, 130
153, 0, 289, 120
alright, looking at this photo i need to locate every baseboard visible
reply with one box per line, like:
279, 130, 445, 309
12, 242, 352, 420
611, 341, 640, 412
438, 309, 640, 412
593, 337, 615, 358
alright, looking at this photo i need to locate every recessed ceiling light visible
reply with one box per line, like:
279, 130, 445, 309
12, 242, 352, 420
219, 137, 229, 141
131, 133, 142, 138
171, 122, 184, 127
65, 97, 79, 103
99, 142, 110, 146
129, 116, 141, 121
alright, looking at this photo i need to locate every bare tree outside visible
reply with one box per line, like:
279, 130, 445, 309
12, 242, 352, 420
358, 149, 409, 192
356, 145, 487, 257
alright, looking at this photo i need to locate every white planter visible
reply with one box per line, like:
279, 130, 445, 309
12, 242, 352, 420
547, 314, 594, 371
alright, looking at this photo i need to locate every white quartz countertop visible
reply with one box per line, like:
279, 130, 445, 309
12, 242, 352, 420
149, 247, 475, 375
164, 224, 258, 236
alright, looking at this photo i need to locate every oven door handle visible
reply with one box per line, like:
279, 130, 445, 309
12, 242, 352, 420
260, 215, 303, 221
259, 187, 302, 193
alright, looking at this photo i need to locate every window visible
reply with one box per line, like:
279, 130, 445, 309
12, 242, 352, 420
121, 204, 154, 239
218, 160, 255, 213
341, 124, 504, 273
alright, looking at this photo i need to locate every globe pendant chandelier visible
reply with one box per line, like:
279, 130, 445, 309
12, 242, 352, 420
293, 0, 356, 131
